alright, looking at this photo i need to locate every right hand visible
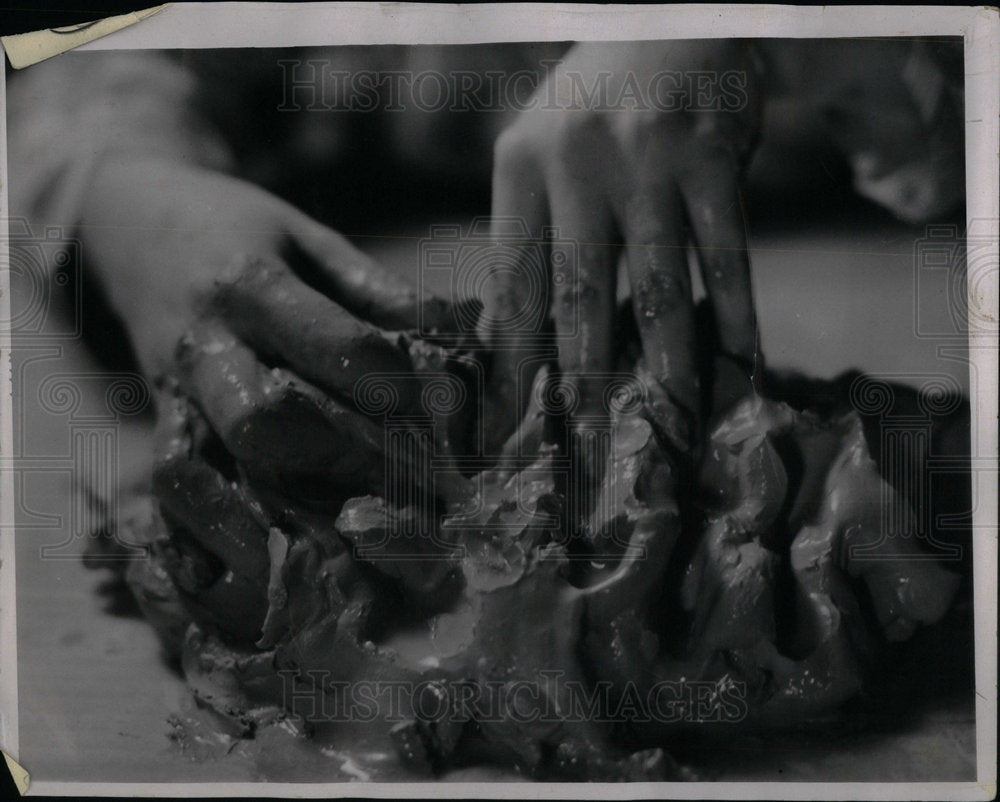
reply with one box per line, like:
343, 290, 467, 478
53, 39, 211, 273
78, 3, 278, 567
477, 41, 764, 456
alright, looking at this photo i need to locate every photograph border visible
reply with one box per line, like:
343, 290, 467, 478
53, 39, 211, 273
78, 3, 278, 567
0, 3, 996, 799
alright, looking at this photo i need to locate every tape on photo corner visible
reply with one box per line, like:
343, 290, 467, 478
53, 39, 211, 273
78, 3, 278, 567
1, 5, 169, 70
2, 751, 28, 795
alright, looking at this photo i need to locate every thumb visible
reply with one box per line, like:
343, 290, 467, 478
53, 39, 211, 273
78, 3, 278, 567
288, 214, 481, 334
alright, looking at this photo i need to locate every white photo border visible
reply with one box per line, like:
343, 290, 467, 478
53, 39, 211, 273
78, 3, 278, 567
0, 3, 996, 799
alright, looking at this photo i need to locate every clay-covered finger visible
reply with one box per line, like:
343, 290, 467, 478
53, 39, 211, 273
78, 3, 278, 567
546, 179, 620, 419
209, 255, 423, 416
150, 395, 271, 643
543, 178, 620, 527
681, 161, 759, 375
476, 130, 552, 455
288, 215, 482, 333
151, 391, 270, 583
176, 326, 387, 490
159, 531, 269, 645
620, 184, 700, 421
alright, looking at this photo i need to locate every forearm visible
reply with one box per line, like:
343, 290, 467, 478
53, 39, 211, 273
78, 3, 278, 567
6, 52, 241, 371
6, 51, 235, 234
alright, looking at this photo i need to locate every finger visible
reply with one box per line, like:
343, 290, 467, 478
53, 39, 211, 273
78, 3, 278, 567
210, 255, 423, 415
681, 161, 759, 370
150, 398, 271, 644
151, 391, 270, 583
477, 130, 553, 454
176, 326, 387, 490
159, 532, 269, 645
546, 178, 620, 418
287, 215, 482, 333
545, 173, 619, 538
619, 182, 700, 421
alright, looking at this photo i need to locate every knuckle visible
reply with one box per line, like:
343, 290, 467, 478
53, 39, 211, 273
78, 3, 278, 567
492, 126, 535, 173
632, 273, 686, 318
696, 137, 740, 168
630, 109, 666, 137
251, 376, 300, 419
622, 111, 671, 151
199, 253, 279, 311
172, 329, 202, 373
550, 115, 604, 166
552, 280, 577, 311
553, 276, 600, 315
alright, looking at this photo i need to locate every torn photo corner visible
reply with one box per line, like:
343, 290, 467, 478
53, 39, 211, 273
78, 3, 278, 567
0, 2, 996, 798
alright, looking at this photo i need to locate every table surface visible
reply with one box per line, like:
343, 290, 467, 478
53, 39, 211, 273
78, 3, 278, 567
10, 222, 978, 784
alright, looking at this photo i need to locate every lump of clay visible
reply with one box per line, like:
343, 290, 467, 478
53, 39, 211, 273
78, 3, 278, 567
112, 366, 963, 780
103, 323, 967, 781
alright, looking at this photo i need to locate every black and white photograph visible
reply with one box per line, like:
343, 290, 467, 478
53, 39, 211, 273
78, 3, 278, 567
0, 3, 996, 797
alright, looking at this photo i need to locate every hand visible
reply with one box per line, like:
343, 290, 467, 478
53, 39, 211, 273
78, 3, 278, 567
80, 159, 462, 641
83, 158, 471, 485
477, 41, 764, 455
